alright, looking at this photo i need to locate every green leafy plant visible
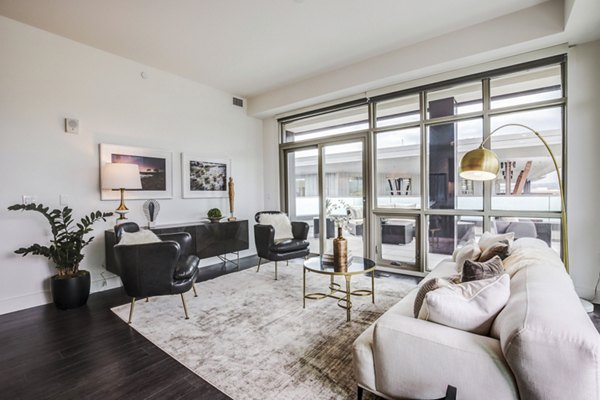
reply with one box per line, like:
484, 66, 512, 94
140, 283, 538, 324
8, 203, 113, 277
207, 208, 222, 219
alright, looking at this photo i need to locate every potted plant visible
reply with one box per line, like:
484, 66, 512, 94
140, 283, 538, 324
207, 208, 223, 223
8, 203, 112, 310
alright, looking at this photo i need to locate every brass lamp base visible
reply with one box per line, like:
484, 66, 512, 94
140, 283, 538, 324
115, 210, 129, 221
116, 188, 129, 221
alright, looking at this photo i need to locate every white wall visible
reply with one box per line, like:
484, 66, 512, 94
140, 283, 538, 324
0, 16, 264, 315
567, 39, 600, 302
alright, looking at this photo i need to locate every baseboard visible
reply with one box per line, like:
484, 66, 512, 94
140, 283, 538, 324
0, 274, 123, 316
0, 290, 52, 316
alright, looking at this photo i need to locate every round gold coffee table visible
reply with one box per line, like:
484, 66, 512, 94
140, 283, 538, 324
303, 256, 376, 322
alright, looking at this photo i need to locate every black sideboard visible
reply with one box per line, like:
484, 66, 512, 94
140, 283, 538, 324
105, 220, 249, 275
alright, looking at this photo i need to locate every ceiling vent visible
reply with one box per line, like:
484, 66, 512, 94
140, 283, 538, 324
232, 97, 244, 107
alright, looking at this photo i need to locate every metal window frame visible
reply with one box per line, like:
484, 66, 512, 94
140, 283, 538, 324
278, 55, 567, 273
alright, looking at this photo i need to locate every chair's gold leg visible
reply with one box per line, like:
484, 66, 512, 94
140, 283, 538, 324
128, 298, 135, 324
256, 257, 262, 272
275, 261, 278, 280
180, 293, 189, 320
192, 283, 198, 297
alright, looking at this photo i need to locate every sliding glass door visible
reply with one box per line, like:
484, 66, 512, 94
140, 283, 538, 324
286, 147, 320, 253
284, 139, 366, 257
323, 141, 365, 257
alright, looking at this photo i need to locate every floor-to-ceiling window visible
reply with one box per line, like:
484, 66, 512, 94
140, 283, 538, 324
279, 56, 566, 274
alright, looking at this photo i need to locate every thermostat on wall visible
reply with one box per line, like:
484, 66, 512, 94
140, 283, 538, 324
65, 118, 79, 134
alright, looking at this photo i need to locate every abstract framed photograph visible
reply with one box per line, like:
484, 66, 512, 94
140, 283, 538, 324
181, 153, 230, 198
99, 143, 173, 200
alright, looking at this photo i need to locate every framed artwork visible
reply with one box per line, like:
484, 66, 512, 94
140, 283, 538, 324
100, 143, 173, 200
181, 153, 230, 198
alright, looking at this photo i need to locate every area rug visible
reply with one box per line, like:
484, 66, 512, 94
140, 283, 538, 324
111, 261, 416, 399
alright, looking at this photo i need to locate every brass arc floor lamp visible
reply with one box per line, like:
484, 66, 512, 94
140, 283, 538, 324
459, 123, 593, 312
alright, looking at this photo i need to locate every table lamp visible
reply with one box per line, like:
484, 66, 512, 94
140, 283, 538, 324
101, 163, 142, 221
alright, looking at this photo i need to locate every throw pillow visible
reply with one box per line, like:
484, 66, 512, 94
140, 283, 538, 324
452, 239, 477, 261
454, 243, 482, 273
478, 240, 510, 262
258, 213, 294, 242
462, 256, 504, 282
118, 229, 162, 245
478, 231, 515, 252
414, 278, 448, 318
418, 274, 510, 335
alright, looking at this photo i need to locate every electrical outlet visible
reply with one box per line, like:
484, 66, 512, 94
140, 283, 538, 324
22, 195, 35, 205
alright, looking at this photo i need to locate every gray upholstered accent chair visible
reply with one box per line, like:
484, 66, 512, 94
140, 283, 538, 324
494, 218, 552, 246
254, 211, 310, 280
114, 222, 199, 323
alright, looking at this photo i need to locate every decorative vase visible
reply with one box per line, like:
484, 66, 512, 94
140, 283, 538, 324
333, 226, 348, 272
51, 270, 91, 310
143, 199, 160, 228
228, 177, 237, 221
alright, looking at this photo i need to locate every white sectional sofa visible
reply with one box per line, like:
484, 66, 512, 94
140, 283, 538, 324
353, 238, 600, 400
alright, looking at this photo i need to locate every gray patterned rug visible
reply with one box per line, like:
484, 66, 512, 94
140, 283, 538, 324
111, 260, 415, 400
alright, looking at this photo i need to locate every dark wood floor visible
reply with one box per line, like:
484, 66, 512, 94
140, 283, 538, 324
1, 257, 598, 400
0, 257, 263, 400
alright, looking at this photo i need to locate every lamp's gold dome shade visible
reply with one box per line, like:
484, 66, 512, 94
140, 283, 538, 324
459, 147, 500, 181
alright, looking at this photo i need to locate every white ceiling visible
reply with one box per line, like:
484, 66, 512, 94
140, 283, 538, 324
0, 0, 554, 97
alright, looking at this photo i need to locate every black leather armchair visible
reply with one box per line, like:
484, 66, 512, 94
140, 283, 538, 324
114, 222, 200, 323
254, 211, 310, 280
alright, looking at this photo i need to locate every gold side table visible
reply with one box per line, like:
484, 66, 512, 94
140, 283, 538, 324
303, 256, 376, 322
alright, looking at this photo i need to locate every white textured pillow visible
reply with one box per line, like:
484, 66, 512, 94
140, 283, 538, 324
478, 231, 515, 252
454, 242, 482, 273
418, 274, 510, 335
259, 213, 294, 242
118, 229, 162, 245
452, 239, 477, 260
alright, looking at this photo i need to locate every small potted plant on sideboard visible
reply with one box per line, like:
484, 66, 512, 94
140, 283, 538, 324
8, 203, 112, 310
207, 208, 223, 223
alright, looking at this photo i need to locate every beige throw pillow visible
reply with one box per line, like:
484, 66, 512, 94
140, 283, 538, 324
414, 278, 447, 318
258, 213, 294, 242
478, 231, 514, 252
478, 240, 510, 262
118, 229, 162, 245
455, 243, 482, 273
418, 274, 510, 335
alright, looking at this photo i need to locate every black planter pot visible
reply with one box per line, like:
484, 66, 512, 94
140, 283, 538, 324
51, 270, 91, 310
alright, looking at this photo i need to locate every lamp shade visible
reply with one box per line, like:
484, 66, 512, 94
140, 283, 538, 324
459, 147, 500, 181
101, 163, 142, 189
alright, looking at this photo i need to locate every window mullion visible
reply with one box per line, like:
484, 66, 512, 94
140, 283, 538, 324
482, 77, 492, 232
